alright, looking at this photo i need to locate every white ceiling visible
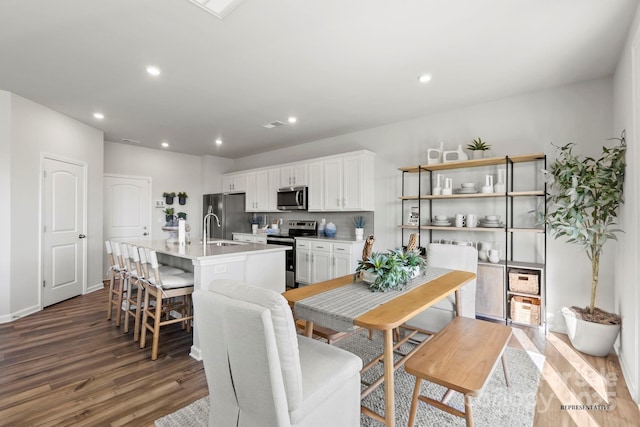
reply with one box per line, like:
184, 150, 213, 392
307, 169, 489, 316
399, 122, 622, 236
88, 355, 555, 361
0, 0, 637, 158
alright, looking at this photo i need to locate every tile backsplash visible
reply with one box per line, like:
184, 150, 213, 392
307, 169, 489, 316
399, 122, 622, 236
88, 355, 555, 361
248, 211, 374, 240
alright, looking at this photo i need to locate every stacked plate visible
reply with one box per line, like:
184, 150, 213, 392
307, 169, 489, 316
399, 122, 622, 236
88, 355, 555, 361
431, 219, 452, 227
479, 216, 504, 228
454, 187, 478, 194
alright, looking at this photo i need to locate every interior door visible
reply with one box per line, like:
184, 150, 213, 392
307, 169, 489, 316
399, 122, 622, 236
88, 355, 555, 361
42, 157, 86, 307
104, 175, 151, 244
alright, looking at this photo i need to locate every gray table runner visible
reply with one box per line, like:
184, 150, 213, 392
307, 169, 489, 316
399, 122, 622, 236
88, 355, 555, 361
294, 267, 451, 332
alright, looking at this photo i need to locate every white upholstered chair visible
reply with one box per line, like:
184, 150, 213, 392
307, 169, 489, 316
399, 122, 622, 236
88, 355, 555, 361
193, 279, 363, 427
405, 243, 478, 333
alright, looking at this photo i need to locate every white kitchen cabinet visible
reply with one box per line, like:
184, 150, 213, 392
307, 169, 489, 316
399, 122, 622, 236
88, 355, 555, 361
245, 169, 279, 212
295, 238, 364, 286
307, 161, 323, 211
280, 163, 308, 187
317, 151, 375, 211
222, 173, 246, 193
232, 233, 267, 244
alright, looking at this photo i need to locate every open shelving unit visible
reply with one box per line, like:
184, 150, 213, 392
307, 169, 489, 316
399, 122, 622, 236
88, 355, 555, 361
398, 153, 547, 329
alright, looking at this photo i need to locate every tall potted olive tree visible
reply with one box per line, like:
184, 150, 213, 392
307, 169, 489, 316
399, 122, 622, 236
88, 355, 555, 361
545, 131, 626, 356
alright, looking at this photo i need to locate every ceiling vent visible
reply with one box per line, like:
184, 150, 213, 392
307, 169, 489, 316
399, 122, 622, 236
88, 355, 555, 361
263, 121, 287, 129
121, 138, 141, 144
188, 0, 245, 19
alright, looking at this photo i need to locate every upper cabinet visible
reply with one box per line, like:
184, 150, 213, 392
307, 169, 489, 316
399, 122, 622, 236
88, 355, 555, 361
221, 150, 375, 212
245, 168, 280, 212
315, 151, 375, 212
280, 163, 308, 187
222, 173, 246, 193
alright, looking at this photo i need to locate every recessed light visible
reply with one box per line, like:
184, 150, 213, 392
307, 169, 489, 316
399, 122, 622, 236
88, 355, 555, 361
418, 74, 432, 83
93, 112, 104, 119
146, 65, 161, 76
215, 138, 223, 145
288, 116, 297, 124
161, 142, 169, 148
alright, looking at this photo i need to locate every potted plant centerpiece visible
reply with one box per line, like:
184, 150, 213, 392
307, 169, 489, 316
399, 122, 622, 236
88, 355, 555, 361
355, 249, 425, 292
467, 137, 492, 159
545, 132, 626, 356
177, 192, 188, 205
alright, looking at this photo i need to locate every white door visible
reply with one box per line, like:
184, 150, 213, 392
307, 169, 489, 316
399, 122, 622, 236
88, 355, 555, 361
104, 175, 151, 243
42, 157, 86, 307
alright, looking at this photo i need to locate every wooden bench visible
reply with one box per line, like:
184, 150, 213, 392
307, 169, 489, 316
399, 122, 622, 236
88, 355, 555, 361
405, 317, 512, 427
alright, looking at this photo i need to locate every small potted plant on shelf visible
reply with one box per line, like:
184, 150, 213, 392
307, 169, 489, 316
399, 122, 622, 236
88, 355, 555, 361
177, 192, 188, 205
162, 192, 176, 205
354, 249, 425, 292
545, 131, 626, 357
163, 207, 175, 224
249, 216, 262, 234
177, 212, 187, 220
353, 215, 366, 241
466, 137, 492, 159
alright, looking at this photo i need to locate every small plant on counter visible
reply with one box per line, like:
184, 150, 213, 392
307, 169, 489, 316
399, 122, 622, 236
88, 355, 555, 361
163, 207, 175, 224
249, 216, 262, 225
353, 215, 366, 229
177, 192, 188, 205
177, 212, 187, 220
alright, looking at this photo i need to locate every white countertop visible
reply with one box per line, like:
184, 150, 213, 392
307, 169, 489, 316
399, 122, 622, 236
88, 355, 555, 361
295, 235, 364, 244
137, 239, 289, 261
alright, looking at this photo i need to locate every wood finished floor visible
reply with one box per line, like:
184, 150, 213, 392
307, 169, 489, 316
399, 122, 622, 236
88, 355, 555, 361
0, 288, 637, 426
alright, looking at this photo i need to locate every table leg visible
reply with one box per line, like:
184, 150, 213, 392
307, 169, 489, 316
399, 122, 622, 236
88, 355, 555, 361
455, 289, 462, 317
304, 320, 314, 338
383, 328, 395, 427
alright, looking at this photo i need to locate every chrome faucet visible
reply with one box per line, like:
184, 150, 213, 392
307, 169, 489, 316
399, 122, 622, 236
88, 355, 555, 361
203, 205, 221, 243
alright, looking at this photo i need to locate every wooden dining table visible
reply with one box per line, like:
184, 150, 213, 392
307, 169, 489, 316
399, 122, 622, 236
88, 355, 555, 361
283, 269, 476, 427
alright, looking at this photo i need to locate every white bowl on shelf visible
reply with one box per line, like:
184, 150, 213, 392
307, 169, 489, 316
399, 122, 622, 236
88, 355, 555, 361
434, 215, 448, 221
461, 182, 476, 188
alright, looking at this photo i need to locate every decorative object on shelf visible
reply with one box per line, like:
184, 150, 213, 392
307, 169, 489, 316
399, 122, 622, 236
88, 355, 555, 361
427, 141, 444, 165
325, 222, 337, 238
443, 144, 468, 163
477, 241, 493, 261
406, 233, 418, 251
466, 137, 492, 159
354, 248, 425, 292
454, 213, 465, 228
488, 249, 501, 263
481, 174, 494, 193
494, 168, 506, 193
466, 213, 477, 228
177, 212, 187, 220
318, 218, 326, 236
353, 216, 366, 241
546, 131, 626, 356
407, 207, 420, 226
432, 174, 443, 195
163, 207, 175, 224
177, 192, 188, 205
442, 178, 453, 195
162, 192, 176, 205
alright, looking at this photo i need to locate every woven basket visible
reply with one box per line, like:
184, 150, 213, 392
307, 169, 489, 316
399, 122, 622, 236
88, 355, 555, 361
510, 295, 541, 325
508, 269, 539, 294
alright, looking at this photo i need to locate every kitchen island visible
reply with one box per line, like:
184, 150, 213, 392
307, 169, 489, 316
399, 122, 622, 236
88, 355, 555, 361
134, 239, 289, 360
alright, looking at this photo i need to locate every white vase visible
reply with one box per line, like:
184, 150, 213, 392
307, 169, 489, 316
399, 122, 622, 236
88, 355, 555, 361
355, 228, 364, 241
472, 150, 483, 159
361, 271, 377, 284
251, 224, 258, 234
562, 307, 621, 356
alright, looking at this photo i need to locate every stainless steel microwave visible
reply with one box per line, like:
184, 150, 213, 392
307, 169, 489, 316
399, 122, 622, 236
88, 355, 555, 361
277, 186, 308, 210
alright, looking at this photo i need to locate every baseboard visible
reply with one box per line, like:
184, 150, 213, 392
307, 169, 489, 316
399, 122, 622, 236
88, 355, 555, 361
86, 282, 105, 294
616, 344, 639, 404
0, 304, 42, 324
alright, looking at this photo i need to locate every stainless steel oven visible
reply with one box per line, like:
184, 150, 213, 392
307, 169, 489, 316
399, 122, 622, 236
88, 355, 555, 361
266, 220, 316, 288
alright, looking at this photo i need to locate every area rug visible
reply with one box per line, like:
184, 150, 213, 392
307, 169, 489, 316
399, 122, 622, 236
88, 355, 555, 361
156, 331, 544, 427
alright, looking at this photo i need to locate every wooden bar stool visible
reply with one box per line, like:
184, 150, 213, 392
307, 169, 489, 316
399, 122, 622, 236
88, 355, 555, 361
405, 317, 512, 427
139, 249, 194, 360
105, 241, 127, 326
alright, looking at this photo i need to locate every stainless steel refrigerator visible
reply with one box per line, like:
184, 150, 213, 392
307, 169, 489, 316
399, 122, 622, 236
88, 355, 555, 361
202, 193, 251, 241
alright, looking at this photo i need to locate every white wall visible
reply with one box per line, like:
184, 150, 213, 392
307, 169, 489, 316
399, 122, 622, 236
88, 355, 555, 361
104, 142, 234, 242
613, 2, 640, 404
234, 78, 615, 334
0, 92, 11, 320
7, 92, 104, 318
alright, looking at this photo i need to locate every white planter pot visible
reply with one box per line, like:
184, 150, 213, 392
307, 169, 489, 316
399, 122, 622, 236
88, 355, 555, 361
355, 228, 364, 241
562, 307, 621, 357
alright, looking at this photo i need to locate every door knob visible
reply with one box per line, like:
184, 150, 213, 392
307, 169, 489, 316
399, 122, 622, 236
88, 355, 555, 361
143, 232, 149, 236
78, 234, 86, 239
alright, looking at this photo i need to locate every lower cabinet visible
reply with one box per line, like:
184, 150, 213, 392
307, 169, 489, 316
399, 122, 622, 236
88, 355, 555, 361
476, 263, 506, 320
232, 233, 267, 244
295, 239, 365, 286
